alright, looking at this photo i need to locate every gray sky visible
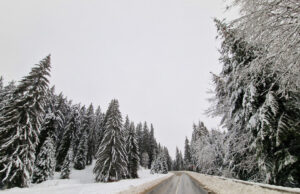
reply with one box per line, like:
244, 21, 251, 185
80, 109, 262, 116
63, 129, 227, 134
0, 0, 238, 158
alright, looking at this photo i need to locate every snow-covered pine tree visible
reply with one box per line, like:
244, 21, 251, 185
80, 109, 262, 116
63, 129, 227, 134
230, 0, 300, 93
0, 81, 16, 115
158, 153, 168, 174
209, 19, 261, 181
74, 105, 92, 169
184, 137, 192, 170
135, 122, 143, 162
60, 147, 72, 179
86, 103, 95, 165
93, 99, 128, 182
0, 56, 51, 188
73, 105, 86, 158
56, 106, 80, 171
74, 129, 88, 170
123, 115, 130, 139
35, 92, 63, 158
163, 147, 172, 171
53, 93, 69, 150
93, 106, 104, 157
126, 122, 139, 178
141, 122, 150, 167
210, 19, 300, 186
173, 147, 184, 171
150, 153, 168, 174
32, 137, 56, 183
248, 90, 300, 187
148, 124, 158, 169
190, 122, 208, 172
194, 129, 224, 176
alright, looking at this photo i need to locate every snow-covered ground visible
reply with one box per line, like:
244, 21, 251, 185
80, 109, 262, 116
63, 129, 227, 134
0, 162, 171, 194
186, 171, 300, 194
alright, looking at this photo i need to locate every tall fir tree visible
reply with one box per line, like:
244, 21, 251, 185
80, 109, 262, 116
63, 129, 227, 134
93, 99, 128, 182
0, 56, 51, 188
126, 122, 140, 178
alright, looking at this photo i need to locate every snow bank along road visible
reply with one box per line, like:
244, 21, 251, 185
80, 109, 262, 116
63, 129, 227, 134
144, 172, 209, 194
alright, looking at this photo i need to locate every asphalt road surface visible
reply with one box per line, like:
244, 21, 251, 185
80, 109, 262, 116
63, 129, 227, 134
145, 172, 208, 194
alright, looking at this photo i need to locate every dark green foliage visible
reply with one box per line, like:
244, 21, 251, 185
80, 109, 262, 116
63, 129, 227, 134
0, 56, 51, 188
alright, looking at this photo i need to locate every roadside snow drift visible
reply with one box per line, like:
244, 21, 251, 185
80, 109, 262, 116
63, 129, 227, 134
0, 163, 171, 194
186, 171, 300, 194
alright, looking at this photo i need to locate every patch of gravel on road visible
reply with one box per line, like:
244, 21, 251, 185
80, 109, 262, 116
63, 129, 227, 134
118, 173, 173, 194
186, 171, 300, 194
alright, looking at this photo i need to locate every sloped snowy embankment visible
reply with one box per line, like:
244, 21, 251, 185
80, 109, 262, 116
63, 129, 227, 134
0, 163, 171, 194
186, 171, 300, 194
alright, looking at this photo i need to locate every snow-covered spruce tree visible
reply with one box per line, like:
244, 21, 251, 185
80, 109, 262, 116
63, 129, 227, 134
53, 93, 69, 150
150, 153, 168, 174
60, 147, 72, 179
32, 137, 56, 183
140, 122, 150, 167
123, 115, 130, 139
73, 106, 86, 158
211, 19, 300, 186
93, 106, 104, 157
184, 137, 192, 171
0, 81, 16, 113
148, 124, 158, 169
86, 103, 95, 165
0, 56, 51, 188
126, 122, 140, 178
135, 122, 143, 162
93, 99, 128, 182
190, 122, 208, 172
163, 147, 172, 171
230, 0, 300, 93
208, 19, 261, 181
35, 93, 63, 159
194, 129, 225, 176
56, 106, 80, 171
248, 90, 300, 187
74, 129, 88, 170
173, 147, 184, 171
74, 105, 92, 169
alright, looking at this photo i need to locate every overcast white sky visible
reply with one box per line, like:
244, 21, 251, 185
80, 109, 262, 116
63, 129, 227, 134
0, 0, 238, 158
